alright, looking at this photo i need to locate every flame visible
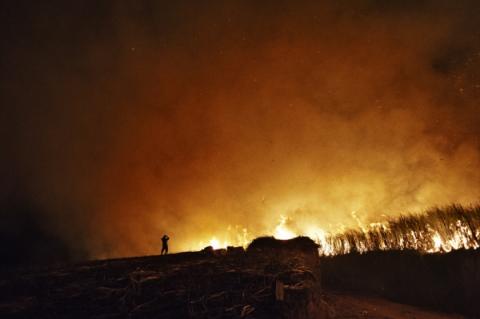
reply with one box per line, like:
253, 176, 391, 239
209, 237, 228, 250
273, 215, 296, 239
187, 206, 480, 256
186, 224, 251, 251
320, 215, 480, 256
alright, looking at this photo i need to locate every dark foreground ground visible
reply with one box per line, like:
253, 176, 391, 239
321, 249, 480, 318
0, 246, 472, 319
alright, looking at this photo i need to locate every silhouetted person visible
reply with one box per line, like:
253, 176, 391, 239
161, 234, 170, 255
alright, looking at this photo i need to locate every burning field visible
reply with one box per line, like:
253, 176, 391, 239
2, 0, 480, 263
1, 1, 480, 318
186, 204, 480, 257
2, 205, 480, 318
318, 204, 480, 255
1, 228, 478, 318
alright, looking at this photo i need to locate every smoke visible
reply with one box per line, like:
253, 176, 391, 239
1, 1, 480, 262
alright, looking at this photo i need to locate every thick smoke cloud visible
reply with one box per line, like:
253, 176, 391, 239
1, 1, 480, 263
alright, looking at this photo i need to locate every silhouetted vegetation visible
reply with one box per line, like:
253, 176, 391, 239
321, 248, 480, 317
319, 205, 480, 316
321, 204, 480, 255
248, 236, 319, 255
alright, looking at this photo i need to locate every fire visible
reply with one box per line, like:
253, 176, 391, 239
273, 215, 296, 240
209, 237, 228, 250
189, 205, 480, 256
186, 225, 251, 251
319, 207, 480, 256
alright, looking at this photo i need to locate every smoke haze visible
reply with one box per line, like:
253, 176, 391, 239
1, 0, 480, 263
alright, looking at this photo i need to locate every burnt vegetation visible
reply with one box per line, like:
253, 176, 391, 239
0, 238, 324, 319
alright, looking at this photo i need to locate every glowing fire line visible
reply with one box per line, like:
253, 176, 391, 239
192, 206, 480, 256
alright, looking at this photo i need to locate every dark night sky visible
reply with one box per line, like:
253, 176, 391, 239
1, 1, 480, 265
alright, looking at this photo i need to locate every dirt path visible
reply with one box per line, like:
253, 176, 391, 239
324, 292, 465, 319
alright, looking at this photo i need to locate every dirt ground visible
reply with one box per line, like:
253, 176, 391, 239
323, 291, 465, 319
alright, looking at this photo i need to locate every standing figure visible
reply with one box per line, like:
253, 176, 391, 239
161, 234, 170, 255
